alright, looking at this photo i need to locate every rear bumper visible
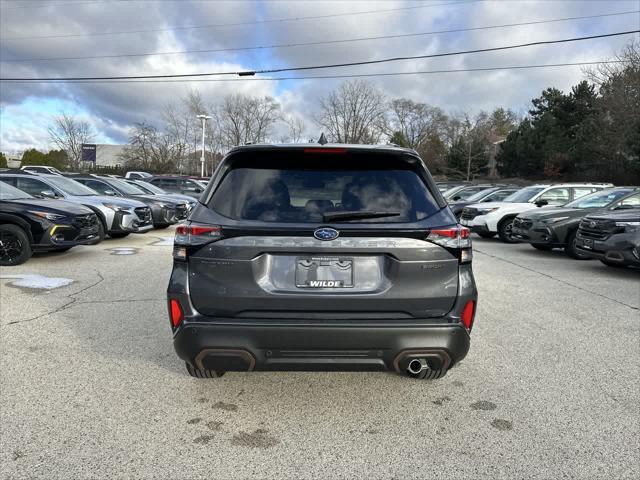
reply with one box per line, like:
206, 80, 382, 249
173, 320, 470, 372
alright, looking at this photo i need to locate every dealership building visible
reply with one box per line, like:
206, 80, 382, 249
81, 144, 126, 167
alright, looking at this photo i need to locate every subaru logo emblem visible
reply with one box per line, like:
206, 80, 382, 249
314, 227, 339, 241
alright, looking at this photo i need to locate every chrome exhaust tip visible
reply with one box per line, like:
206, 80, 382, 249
407, 358, 429, 375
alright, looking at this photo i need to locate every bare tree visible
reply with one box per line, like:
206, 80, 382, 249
387, 99, 446, 148
316, 80, 387, 143
119, 122, 178, 173
217, 94, 280, 148
281, 114, 306, 143
584, 39, 639, 86
47, 113, 94, 169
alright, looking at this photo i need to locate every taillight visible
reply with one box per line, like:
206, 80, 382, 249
461, 300, 476, 331
426, 226, 472, 263
169, 299, 184, 328
175, 223, 221, 244
174, 223, 222, 259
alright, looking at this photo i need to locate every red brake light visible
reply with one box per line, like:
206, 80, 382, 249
461, 300, 476, 330
430, 227, 470, 239
190, 225, 221, 236
169, 299, 184, 328
175, 223, 222, 249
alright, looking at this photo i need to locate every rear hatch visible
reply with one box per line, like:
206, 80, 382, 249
183, 147, 464, 320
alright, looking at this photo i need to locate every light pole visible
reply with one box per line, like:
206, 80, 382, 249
196, 114, 211, 177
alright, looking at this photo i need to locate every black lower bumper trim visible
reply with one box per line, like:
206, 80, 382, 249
173, 321, 470, 372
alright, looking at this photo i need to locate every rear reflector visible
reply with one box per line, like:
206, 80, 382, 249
169, 299, 184, 328
461, 300, 476, 330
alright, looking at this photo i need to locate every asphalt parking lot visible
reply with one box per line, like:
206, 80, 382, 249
0, 229, 638, 479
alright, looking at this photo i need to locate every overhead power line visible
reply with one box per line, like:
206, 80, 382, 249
0, 61, 622, 84
0, 0, 477, 41
2, 30, 637, 82
3, 10, 637, 63
0, 0, 107, 10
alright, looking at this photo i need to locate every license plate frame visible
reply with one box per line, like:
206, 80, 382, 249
295, 256, 354, 288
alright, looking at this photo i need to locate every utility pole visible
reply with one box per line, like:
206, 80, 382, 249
196, 114, 211, 177
466, 140, 472, 181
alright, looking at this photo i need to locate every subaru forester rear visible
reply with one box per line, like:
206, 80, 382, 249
167, 144, 477, 379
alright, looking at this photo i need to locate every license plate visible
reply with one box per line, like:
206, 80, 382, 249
295, 257, 353, 288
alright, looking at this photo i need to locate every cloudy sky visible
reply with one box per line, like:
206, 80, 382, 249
0, 0, 638, 153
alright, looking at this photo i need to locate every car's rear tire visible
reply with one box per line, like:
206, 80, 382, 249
477, 232, 496, 239
185, 362, 225, 378
564, 231, 590, 260
532, 244, 553, 251
498, 217, 518, 243
407, 369, 447, 380
600, 259, 626, 268
0, 224, 32, 266
109, 232, 130, 239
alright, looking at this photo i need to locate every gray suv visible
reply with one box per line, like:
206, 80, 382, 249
168, 144, 478, 380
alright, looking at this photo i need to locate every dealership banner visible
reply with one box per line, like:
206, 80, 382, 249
82, 144, 97, 162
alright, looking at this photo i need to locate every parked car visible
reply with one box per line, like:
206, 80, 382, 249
575, 201, 640, 268
168, 143, 477, 380
69, 174, 190, 228
442, 184, 496, 201
0, 173, 153, 239
20, 165, 63, 175
512, 188, 639, 258
124, 179, 197, 210
460, 183, 612, 242
449, 186, 520, 219
125, 171, 152, 180
436, 181, 471, 193
0, 181, 100, 266
147, 176, 206, 198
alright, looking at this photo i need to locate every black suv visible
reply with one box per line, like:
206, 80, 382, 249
575, 206, 640, 268
0, 181, 100, 265
513, 188, 639, 259
167, 144, 478, 380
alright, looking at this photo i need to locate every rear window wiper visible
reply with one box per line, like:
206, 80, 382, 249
322, 210, 401, 222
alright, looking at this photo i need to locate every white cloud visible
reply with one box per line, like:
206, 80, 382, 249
1, 0, 638, 152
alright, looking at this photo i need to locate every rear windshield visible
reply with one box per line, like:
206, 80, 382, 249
208, 156, 439, 223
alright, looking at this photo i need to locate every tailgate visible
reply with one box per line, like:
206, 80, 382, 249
188, 235, 459, 319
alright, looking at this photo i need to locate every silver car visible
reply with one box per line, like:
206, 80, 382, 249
0, 173, 153, 239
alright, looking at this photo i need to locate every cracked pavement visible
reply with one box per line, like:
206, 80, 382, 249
0, 230, 638, 479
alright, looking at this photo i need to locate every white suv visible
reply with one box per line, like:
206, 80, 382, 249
460, 183, 612, 243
